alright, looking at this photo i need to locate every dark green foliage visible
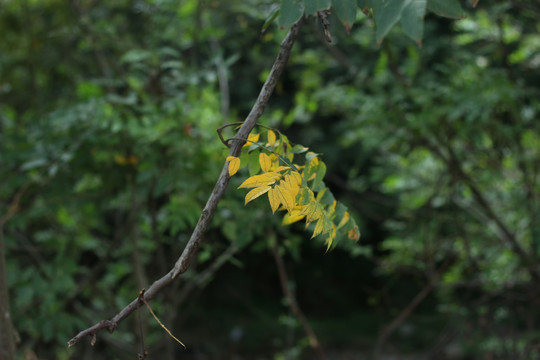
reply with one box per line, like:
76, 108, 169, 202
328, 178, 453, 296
1, 0, 540, 359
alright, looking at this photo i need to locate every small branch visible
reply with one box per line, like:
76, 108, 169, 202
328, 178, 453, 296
270, 240, 326, 360
372, 258, 454, 360
444, 144, 538, 279
216, 122, 244, 148
423, 137, 539, 280
68, 18, 304, 348
317, 10, 332, 43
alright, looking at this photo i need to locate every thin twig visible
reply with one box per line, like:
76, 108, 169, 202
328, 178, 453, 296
67, 17, 304, 348
372, 257, 454, 360
270, 240, 326, 360
138, 289, 186, 349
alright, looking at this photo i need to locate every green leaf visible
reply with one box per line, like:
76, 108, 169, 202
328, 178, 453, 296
305, 151, 318, 162
292, 144, 309, 154
400, 0, 426, 45
375, 0, 410, 43
317, 187, 336, 205
427, 0, 465, 19
357, 0, 376, 9
311, 161, 327, 191
279, 0, 304, 27
332, 0, 357, 32
304, 0, 331, 15
248, 151, 261, 176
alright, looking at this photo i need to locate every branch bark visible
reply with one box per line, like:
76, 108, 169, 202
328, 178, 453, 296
68, 18, 304, 348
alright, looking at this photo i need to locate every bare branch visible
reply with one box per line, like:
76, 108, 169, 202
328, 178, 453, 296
68, 18, 304, 348
270, 240, 326, 360
372, 258, 454, 360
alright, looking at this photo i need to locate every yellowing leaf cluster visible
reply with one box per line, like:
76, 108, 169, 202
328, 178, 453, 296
225, 128, 361, 249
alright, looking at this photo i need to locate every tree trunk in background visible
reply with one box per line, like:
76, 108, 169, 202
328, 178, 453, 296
0, 226, 16, 360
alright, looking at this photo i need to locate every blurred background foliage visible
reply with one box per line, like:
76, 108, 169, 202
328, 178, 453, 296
1, 0, 539, 359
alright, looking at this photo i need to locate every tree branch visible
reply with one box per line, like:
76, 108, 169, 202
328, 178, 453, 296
68, 18, 304, 348
270, 240, 326, 360
372, 258, 454, 360
423, 136, 539, 280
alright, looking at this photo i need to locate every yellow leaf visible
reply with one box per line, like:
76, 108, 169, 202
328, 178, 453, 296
327, 201, 337, 217
325, 225, 337, 251
245, 186, 271, 204
238, 172, 281, 188
291, 171, 302, 186
275, 182, 296, 213
337, 211, 350, 229
312, 218, 326, 238
284, 173, 300, 198
269, 153, 279, 168
287, 152, 294, 162
273, 166, 290, 172
226, 156, 241, 176
304, 156, 319, 181
282, 207, 306, 225
259, 153, 272, 173
268, 130, 277, 147
268, 187, 281, 213
243, 132, 260, 147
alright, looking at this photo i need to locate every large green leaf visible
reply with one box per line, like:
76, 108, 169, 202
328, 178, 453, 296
333, 0, 357, 32
375, 0, 411, 43
278, 0, 304, 27
304, 0, 331, 15
400, 0, 426, 45
427, 0, 465, 19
